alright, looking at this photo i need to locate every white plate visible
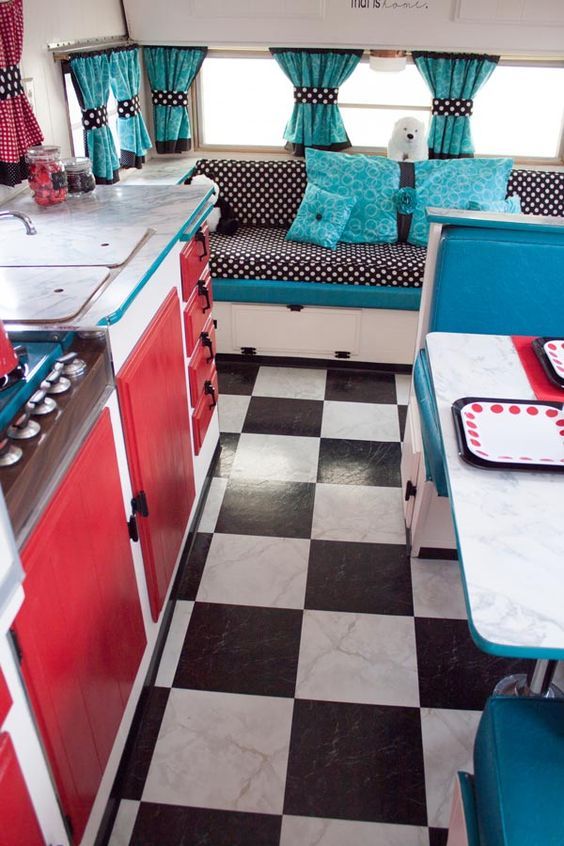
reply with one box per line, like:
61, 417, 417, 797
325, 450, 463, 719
543, 340, 564, 382
458, 399, 564, 467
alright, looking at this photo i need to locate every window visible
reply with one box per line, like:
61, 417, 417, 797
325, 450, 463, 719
63, 68, 120, 158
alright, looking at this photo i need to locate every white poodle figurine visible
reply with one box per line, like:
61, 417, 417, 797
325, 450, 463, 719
387, 117, 428, 162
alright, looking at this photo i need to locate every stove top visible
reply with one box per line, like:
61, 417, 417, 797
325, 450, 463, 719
0, 330, 113, 545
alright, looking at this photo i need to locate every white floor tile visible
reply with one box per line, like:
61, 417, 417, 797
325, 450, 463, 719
197, 534, 309, 608
230, 433, 320, 483
143, 688, 294, 814
321, 401, 400, 442
296, 610, 419, 707
420, 707, 481, 829
312, 484, 405, 544
253, 366, 327, 400
280, 816, 428, 846
107, 799, 140, 846
218, 394, 251, 433
395, 374, 411, 406
198, 477, 228, 533
154, 601, 194, 687
411, 558, 467, 620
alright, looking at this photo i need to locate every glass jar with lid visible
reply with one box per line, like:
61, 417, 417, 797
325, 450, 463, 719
26, 145, 68, 206
63, 157, 96, 197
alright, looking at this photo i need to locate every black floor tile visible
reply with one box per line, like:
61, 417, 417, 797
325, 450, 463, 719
213, 433, 240, 478
215, 479, 316, 538
130, 803, 281, 846
416, 618, 532, 711
284, 700, 427, 825
305, 540, 413, 615
217, 361, 260, 395
429, 827, 449, 846
317, 439, 401, 487
113, 687, 170, 801
176, 533, 213, 601
325, 369, 397, 404
398, 405, 407, 441
243, 396, 323, 437
173, 602, 303, 697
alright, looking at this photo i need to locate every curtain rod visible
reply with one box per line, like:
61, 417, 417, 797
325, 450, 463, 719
48, 34, 132, 61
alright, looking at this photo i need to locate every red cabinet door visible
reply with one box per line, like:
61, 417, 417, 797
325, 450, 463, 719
117, 289, 196, 621
183, 273, 214, 357
0, 733, 45, 846
180, 224, 210, 301
13, 409, 146, 843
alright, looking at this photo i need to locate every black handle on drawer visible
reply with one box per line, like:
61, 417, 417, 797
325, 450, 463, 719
204, 380, 217, 408
404, 480, 417, 502
128, 514, 139, 542
200, 331, 215, 362
131, 490, 149, 518
198, 280, 211, 312
195, 229, 208, 260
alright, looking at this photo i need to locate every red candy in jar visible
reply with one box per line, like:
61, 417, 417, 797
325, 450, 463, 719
26, 146, 68, 206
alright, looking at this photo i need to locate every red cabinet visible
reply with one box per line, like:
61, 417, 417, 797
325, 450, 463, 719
117, 289, 196, 622
180, 223, 210, 301
193, 370, 218, 455
0, 733, 45, 846
13, 409, 146, 843
183, 272, 214, 356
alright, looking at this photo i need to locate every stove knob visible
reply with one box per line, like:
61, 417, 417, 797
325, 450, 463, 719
0, 434, 23, 467
7, 409, 40, 440
56, 351, 87, 378
29, 389, 57, 416
44, 368, 71, 395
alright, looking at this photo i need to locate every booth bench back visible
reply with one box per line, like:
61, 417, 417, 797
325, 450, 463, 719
192, 158, 564, 232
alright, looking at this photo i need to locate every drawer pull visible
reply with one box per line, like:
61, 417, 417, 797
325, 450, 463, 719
404, 480, 417, 502
200, 331, 215, 363
198, 280, 211, 312
195, 229, 208, 260
204, 380, 217, 408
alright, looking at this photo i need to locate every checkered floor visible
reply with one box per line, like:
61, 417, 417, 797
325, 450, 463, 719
106, 361, 531, 846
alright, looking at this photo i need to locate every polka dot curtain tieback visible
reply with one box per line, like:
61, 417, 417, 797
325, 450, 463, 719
0, 65, 23, 100
81, 105, 109, 130
432, 98, 473, 117
151, 89, 189, 108
117, 94, 141, 118
293, 86, 339, 105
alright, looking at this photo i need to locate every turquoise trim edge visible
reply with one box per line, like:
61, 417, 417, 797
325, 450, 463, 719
97, 188, 214, 326
213, 278, 421, 311
175, 163, 196, 185
427, 208, 564, 235
458, 773, 480, 846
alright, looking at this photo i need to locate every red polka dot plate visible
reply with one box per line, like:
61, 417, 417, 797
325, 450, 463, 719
452, 397, 564, 472
532, 337, 564, 388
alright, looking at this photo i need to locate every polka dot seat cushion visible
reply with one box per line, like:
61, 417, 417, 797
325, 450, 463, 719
507, 170, 564, 218
209, 226, 426, 288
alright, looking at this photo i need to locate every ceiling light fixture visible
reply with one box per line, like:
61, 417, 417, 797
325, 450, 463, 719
369, 50, 408, 72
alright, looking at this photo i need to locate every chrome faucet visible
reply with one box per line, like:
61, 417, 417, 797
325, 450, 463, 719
0, 211, 37, 235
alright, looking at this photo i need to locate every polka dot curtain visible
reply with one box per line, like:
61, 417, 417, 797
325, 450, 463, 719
109, 46, 151, 169
0, 0, 43, 187
70, 52, 120, 184
143, 46, 207, 154
412, 52, 499, 159
269, 49, 363, 157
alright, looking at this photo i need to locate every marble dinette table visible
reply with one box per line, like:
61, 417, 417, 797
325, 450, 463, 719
425, 332, 564, 696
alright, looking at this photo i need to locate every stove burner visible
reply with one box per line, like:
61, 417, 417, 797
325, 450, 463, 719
7, 408, 40, 440
0, 436, 22, 467
28, 389, 57, 416
57, 351, 88, 379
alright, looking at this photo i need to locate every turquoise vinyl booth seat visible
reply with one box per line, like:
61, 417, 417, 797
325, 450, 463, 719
457, 696, 564, 846
416, 215, 564, 498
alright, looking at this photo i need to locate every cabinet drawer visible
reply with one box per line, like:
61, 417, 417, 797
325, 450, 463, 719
192, 371, 218, 455
183, 274, 214, 356
188, 337, 217, 408
180, 223, 210, 301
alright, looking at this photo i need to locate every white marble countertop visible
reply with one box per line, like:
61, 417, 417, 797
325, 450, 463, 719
0, 182, 212, 326
121, 156, 197, 186
426, 331, 564, 658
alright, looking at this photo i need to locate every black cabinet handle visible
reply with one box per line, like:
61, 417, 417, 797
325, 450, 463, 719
195, 229, 208, 260
200, 331, 215, 363
128, 515, 139, 542
204, 381, 217, 408
404, 480, 417, 502
131, 490, 149, 518
198, 280, 211, 312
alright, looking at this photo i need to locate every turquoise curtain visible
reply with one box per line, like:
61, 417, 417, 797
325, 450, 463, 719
412, 52, 499, 158
70, 53, 120, 184
110, 47, 152, 168
143, 46, 207, 153
270, 48, 363, 156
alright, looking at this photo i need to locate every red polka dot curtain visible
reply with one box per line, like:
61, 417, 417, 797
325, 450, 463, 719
0, 0, 43, 186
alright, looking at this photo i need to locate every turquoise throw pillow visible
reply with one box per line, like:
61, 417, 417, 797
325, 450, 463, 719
409, 158, 514, 246
467, 196, 522, 213
285, 183, 356, 250
306, 148, 399, 244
